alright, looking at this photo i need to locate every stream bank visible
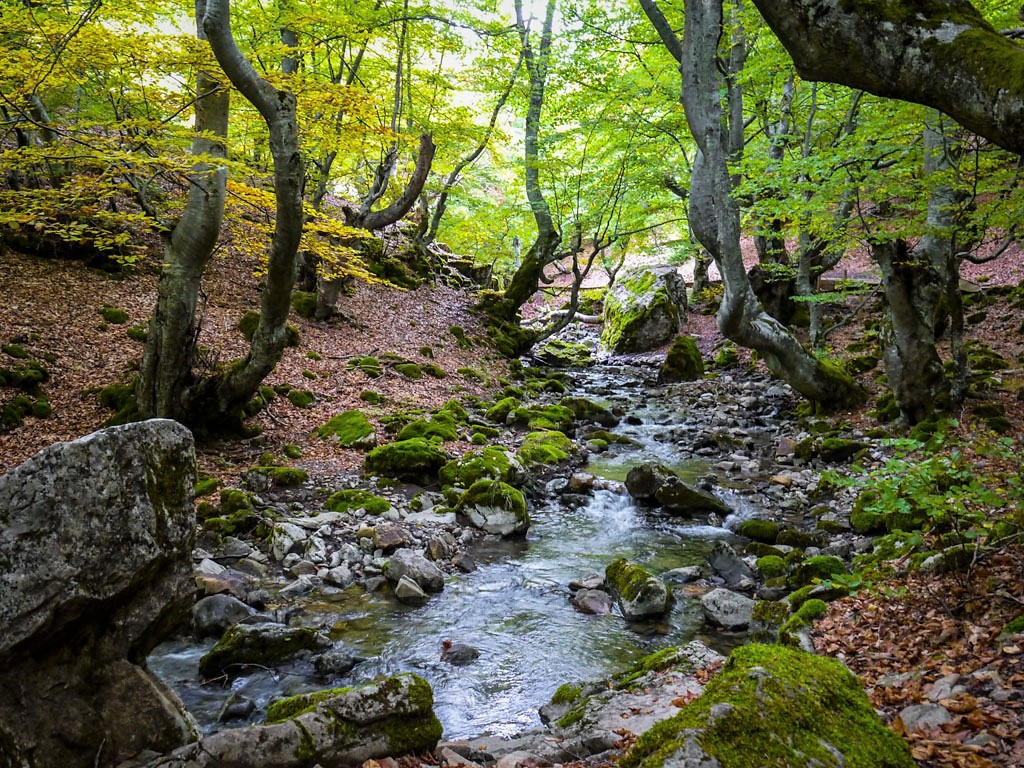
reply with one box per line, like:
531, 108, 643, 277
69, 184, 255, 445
150, 350, 890, 748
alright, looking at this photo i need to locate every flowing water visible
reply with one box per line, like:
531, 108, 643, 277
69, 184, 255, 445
150, 363, 777, 740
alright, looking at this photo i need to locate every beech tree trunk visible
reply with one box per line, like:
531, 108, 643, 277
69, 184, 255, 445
751, 0, 1024, 155
641, 0, 867, 411
875, 120, 967, 423
494, 0, 560, 324
137, 0, 229, 423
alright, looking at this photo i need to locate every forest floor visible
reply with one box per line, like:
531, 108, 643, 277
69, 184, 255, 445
0, 244, 1022, 767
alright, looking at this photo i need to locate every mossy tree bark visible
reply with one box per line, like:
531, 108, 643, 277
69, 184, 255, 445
138, 0, 305, 434
494, 0, 561, 325
874, 118, 970, 423
751, 0, 1024, 155
137, 0, 229, 423
640, 0, 867, 411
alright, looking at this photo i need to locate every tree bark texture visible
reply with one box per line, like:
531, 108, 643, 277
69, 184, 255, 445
497, 0, 561, 322
751, 0, 1024, 154
137, 0, 229, 423
190, 0, 305, 430
643, 0, 867, 410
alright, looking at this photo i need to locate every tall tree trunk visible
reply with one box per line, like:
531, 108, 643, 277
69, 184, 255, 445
492, 0, 560, 325
641, 0, 866, 410
875, 118, 966, 423
137, 0, 229, 422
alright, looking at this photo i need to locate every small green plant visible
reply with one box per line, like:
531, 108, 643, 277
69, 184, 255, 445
823, 428, 1024, 588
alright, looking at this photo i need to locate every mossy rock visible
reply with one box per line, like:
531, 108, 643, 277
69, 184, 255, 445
611, 646, 707, 689
658, 335, 705, 383
287, 389, 315, 408
715, 342, 739, 368
290, 290, 317, 319
818, 437, 868, 463
325, 488, 391, 516
396, 414, 460, 442
1, 343, 29, 359
510, 404, 575, 433
439, 446, 523, 489
421, 362, 446, 379
582, 428, 639, 446
755, 555, 787, 579
283, 444, 302, 459
266, 685, 355, 723
360, 390, 386, 405
126, 325, 148, 343
438, 399, 469, 423
394, 362, 424, 379
316, 410, 377, 449
195, 475, 221, 497
455, 479, 530, 537
749, 599, 791, 644
254, 466, 309, 487
526, 377, 567, 396
364, 438, 449, 485
601, 267, 686, 354
349, 356, 383, 378
847, 353, 880, 375
736, 519, 780, 544
448, 325, 472, 349
199, 624, 321, 679
605, 558, 671, 620
535, 338, 596, 368
776, 528, 828, 549
560, 396, 618, 427
622, 644, 915, 768
517, 430, 575, 468
787, 555, 848, 589
779, 599, 830, 645
850, 489, 885, 533
486, 396, 521, 424
99, 304, 129, 324
787, 583, 849, 611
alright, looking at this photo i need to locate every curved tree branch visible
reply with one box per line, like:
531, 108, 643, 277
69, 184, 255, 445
751, 0, 1024, 154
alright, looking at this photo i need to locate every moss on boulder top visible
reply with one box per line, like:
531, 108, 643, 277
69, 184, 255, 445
605, 558, 671, 620
559, 396, 619, 428
364, 438, 449, 485
600, 266, 687, 354
510, 403, 575, 433
439, 446, 524, 489
455, 479, 530, 537
517, 430, 575, 468
396, 413, 460, 442
199, 624, 321, 679
623, 644, 915, 768
325, 488, 391, 516
658, 335, 704, 383
315, 410, 377, 449
535, 338, 596, 368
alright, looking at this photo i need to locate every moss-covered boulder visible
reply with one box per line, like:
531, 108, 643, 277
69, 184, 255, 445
560, 396, 619, 428
198, 624, 321, 679
439, 446, 524, 489
455, 479, 530, 537
535, 338, 596, 367
316, 410, 377, 449
517, 430, 576, 468
161, 674, 442, 767
486, 396, 521, 424
396, 414, 460, 442
324, 489, 391, 516
349, 355, 383, 378
658, 335, 704, 383
601, 266, 687, 354
787, 555, 848, 589
623, 644, 915, 768
818, 437, 868, 463
736, 519, 781, 544
625, 462, 730, 515
605, 558, 671, 620
364, 439, 449, 485
510, 403, 575, 433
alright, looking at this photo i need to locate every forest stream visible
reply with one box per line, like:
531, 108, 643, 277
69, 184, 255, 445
149, 359, 804, 740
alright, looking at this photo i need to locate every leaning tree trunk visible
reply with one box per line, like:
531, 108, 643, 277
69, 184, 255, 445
184, 0, 305, 432
137, 0, 229, 422
641, 0, 866, 411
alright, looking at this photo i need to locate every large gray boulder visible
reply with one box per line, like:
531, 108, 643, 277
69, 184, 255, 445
625, 462, 730, 516
126, 674, 444, 768
385, 548, 445, 593
600, 266, 687, 354
0, 420, 198, 768
700, 587, 756, 630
